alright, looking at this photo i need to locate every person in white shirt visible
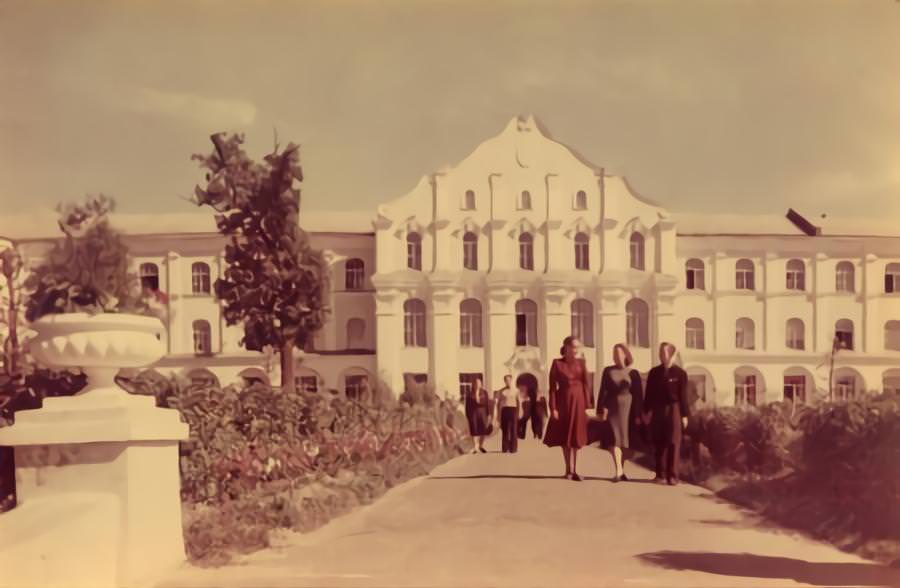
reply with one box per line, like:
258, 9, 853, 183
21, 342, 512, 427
494, 375, 520, 453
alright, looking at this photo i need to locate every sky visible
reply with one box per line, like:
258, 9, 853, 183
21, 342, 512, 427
1, 0, 899, 222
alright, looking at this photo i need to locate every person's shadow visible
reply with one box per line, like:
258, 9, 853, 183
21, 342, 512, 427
637, 551, 900, 587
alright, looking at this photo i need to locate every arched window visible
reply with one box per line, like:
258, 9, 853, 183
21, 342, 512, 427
571, 299, 594, 347
515, 299, 538, 347
462, 232, 478, 271
836, 261, 855, 293
835, 319, 854, 350
786, 318, 805, 350
625, 298, 649, 348
192, 320, 212, 355
345, 258, 365, 290
629, 233, 645, 271
140, 262, 159, 291
519, 233, 534, 270
518, 190, 532, 210
406, 232, 422, 271
574, 232, 590, 270
403, 299, 426, 347
736, 258, 755, 290
459, 298, 483, 347
885, 320, 900, 351
886, 263, 900, 293
574, 190, 587, 210
786, 259, 805, 291
685, 258, 705, 290
685, 318, 705, 350
463, 189, 476, 210
735, 317, 755, 350
346, 318, 366, 349
191, 262, 211, 295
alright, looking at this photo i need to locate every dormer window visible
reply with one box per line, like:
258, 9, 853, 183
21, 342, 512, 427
518, 190, 532, 210
574, 190, 587, 210
463, 190, 476, 210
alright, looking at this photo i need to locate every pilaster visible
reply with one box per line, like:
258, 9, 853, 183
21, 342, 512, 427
428, 282, 463, 399
374, 288, 404, 394
485, 286, 517, 390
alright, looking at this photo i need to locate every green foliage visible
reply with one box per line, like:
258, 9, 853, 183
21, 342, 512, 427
680, 395, 900, 564
119, 374, 470, 565
24, 195, 149, 322
191, 134, 330, 390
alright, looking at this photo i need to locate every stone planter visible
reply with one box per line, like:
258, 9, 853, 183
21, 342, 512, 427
0, 312, 189, 588
29, 312, 167, 397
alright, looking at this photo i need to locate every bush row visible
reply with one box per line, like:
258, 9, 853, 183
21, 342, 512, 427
677, 395, 900, 564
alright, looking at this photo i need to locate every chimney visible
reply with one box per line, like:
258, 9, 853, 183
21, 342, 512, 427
786, 208, 821, 236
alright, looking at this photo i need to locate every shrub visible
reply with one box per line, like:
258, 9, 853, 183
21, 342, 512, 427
119, 374, 470, 564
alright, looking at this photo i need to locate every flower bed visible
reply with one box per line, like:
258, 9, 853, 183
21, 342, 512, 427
120, 373, 472, 565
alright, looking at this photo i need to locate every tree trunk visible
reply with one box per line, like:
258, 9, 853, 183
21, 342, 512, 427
280, 340, 295, 394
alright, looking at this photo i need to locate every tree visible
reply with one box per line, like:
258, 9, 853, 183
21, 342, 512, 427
192, 133, 329, 393
24, 195, 149, 322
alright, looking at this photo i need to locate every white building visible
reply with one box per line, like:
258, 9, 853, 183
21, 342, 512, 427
6, 115, 900, 406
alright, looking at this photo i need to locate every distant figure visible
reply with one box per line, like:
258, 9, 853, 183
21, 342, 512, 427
543, 336, 590, 481
494, 375, 519, 453
516, 381, 531, 440
597, 343, 644, 482
465, 377, 491, 454
643, 342, 690, 485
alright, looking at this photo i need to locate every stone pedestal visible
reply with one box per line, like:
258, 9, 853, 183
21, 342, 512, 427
0, 313, 189, 588
0, 393, 189, 588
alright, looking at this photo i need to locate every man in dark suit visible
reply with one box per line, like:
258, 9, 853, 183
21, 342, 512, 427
643, 342, 690, 485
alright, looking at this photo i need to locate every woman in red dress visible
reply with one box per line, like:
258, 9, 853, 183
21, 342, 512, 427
543, 336, 591, 481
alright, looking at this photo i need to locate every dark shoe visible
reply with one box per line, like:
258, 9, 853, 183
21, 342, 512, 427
619, 474, 629, 482
571, 473, 582, 482
612, 476, 620, 483
479, 447, 487, 453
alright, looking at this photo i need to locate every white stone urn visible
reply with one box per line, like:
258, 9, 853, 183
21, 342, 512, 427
0, 312, 189, 588
29, 312, 167, 398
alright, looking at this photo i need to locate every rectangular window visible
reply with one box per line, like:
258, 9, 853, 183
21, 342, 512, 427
686, 328, 705, 350
345, 375, 368, 400
686, 269, 705, 290
786, 270, 805, 291
575, 242, 589, 271
784, 375, 806, 404
835, 377, 854, 401
460, 312, 483, 347
297, 376, 318, 393
515, 314, 527, 346
459, 372, 483, 402
463, 241, 478, 270
735, 375, 757, 406
835, 331, 853, 351
736, 270, 755, 290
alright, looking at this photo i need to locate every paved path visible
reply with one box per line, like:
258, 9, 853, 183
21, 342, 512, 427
163, 436, 899, 588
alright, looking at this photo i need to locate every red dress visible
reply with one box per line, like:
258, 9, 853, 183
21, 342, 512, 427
543, 357, 590, 449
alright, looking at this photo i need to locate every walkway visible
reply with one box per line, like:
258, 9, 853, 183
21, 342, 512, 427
162, 436, 899, 588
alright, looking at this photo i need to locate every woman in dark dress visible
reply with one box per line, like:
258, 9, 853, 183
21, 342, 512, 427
465, 377, 491, 453
597, 343, 644, 482
543, 336, 590, 481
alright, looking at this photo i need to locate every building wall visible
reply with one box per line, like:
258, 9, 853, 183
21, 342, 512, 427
6, 117, 900, 407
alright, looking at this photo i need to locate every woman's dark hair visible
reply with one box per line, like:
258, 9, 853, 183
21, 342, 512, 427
560, 335, 578, 356
613, 343, 634, 367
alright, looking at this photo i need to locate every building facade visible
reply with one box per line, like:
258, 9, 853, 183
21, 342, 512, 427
7, 116, 900, 406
